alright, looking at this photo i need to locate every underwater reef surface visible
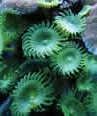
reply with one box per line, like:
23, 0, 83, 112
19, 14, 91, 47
84, 0, 97, 5
82, 4, 97, 55
0, 0, 97, 116
0, 0, 38, 14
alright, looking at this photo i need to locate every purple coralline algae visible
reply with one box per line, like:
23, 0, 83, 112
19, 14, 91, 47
0, 0, 38, 14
